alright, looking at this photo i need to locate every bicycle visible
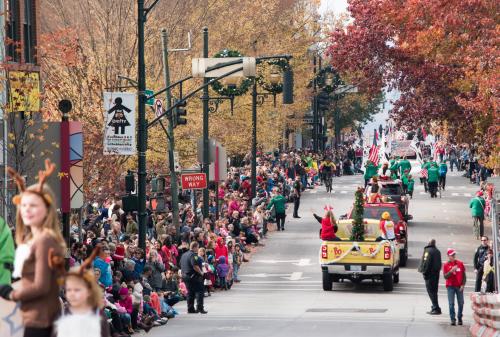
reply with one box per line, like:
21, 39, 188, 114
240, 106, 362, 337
473, 217, 480, 240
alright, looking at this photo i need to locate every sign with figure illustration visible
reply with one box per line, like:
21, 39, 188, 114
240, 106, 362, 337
103, 92, 136, 155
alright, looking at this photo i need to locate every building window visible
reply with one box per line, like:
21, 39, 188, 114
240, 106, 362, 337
24, 0, 37, 64
6, 0, 21, 62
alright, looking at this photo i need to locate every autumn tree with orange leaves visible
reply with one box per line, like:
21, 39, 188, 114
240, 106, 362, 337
327, 0, 499, 168
39, 0, 322, 201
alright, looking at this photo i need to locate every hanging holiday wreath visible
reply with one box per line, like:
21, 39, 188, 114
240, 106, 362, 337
256, 59, 290, 94
210, 49, 252, 97
316, 66, 344, 93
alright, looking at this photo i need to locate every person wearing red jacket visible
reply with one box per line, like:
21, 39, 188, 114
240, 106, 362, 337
313, 207, 340, 241
214, 237, 228, 261
443, 248, 466, 326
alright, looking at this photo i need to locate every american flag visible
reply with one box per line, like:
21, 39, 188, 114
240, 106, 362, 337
368, 144, 380, 165
433, 143, 439, 161
420, 168, 428, 178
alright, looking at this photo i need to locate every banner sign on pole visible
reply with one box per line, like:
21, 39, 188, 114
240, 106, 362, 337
181, 173, 207, 190
103, 92, 136, 155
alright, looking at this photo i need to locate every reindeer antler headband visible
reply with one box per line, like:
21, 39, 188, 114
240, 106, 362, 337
64, 244, 102, 285
7, 158, 56, 206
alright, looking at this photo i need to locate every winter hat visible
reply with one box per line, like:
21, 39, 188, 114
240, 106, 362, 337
113, 245, 125, 261
476, 191, 484, 196
119, 287, 128, 296
447, 248, 456, 256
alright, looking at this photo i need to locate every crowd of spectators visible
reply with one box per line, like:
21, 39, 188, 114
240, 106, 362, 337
69, 148, 350, 336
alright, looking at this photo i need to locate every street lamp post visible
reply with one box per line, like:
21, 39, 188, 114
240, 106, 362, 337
250, 59, 293, 198
251, 79, 258, 199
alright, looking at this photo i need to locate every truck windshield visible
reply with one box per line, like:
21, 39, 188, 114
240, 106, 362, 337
363, 207, 401, 222
381, 185, 402, 195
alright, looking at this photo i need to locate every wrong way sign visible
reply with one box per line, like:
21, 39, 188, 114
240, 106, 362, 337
181, 173, 207, 190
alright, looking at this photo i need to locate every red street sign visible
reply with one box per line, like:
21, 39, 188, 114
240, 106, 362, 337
181, 173, 207, 190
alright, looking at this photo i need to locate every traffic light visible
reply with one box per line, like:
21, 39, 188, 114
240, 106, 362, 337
150, 175, 166, 212
317, 91, 330, 112
150, 176, 165, 193
125, 170, 135, 193
122, 171, 138, 212
174, 100, 187, 127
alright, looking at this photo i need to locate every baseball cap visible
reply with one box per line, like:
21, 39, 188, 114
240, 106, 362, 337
447, 248, 456, 256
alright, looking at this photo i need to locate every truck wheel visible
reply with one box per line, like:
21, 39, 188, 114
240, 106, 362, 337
399, 248, 408, 267
332, 275, 340, 283
322, 271, 333, 291
393, 272, 399, 284
382, 272, 394, 291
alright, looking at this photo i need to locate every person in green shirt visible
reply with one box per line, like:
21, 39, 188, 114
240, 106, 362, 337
126, 215, 138, 234
0, 217, 14, 285
267, 190, 287, 231
389, 157, 400, 179
401, 169, 410, 194
398, 157, 412, 177
427, 163, 439, 198
364, 160, 379, 188
407, 174, 415, 198
470, 191, 486, 237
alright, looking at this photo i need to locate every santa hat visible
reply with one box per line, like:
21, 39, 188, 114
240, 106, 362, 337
447, 248, 456, 256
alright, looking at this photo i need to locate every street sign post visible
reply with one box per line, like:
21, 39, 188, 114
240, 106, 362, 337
181, 173, 207, 190
145, 89, 154, 105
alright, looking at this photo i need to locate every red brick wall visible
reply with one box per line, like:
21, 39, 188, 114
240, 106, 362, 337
4, 0, 40, 69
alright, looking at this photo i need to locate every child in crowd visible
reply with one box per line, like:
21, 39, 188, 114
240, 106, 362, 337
56, 267, 110, 337
233, 244, 243, 283
216, 256, 229, 290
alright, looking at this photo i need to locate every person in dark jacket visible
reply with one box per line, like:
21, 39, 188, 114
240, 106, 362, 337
419, 239, 442, 315
293, 176, 302, 218
473, 236, 490, 292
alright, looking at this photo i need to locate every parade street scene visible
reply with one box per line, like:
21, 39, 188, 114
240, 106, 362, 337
0, 1, 498, 337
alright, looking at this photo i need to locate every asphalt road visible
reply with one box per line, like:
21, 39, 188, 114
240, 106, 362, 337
151, 172, 482, 337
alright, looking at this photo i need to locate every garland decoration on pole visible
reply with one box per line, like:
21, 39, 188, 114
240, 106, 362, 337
210, 49, 252, 97
350, 187, 365, 241
316, 65, 343, 94
256, 59, 290, 93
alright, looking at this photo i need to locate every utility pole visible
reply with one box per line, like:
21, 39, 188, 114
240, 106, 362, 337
202, 27, 210, 218
137, 0, 147, 250
160, 29, 180, 237
312, 55, 318, 152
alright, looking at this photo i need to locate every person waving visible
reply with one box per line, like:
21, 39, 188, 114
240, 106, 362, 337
313, 206, 340, 241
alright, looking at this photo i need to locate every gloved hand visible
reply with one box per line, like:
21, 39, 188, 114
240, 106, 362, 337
0, 284, 13, 300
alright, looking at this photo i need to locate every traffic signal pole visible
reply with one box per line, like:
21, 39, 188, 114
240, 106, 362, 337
161, 29, 180, 237
137, 0, 147, 250
202, 27, 210, 218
